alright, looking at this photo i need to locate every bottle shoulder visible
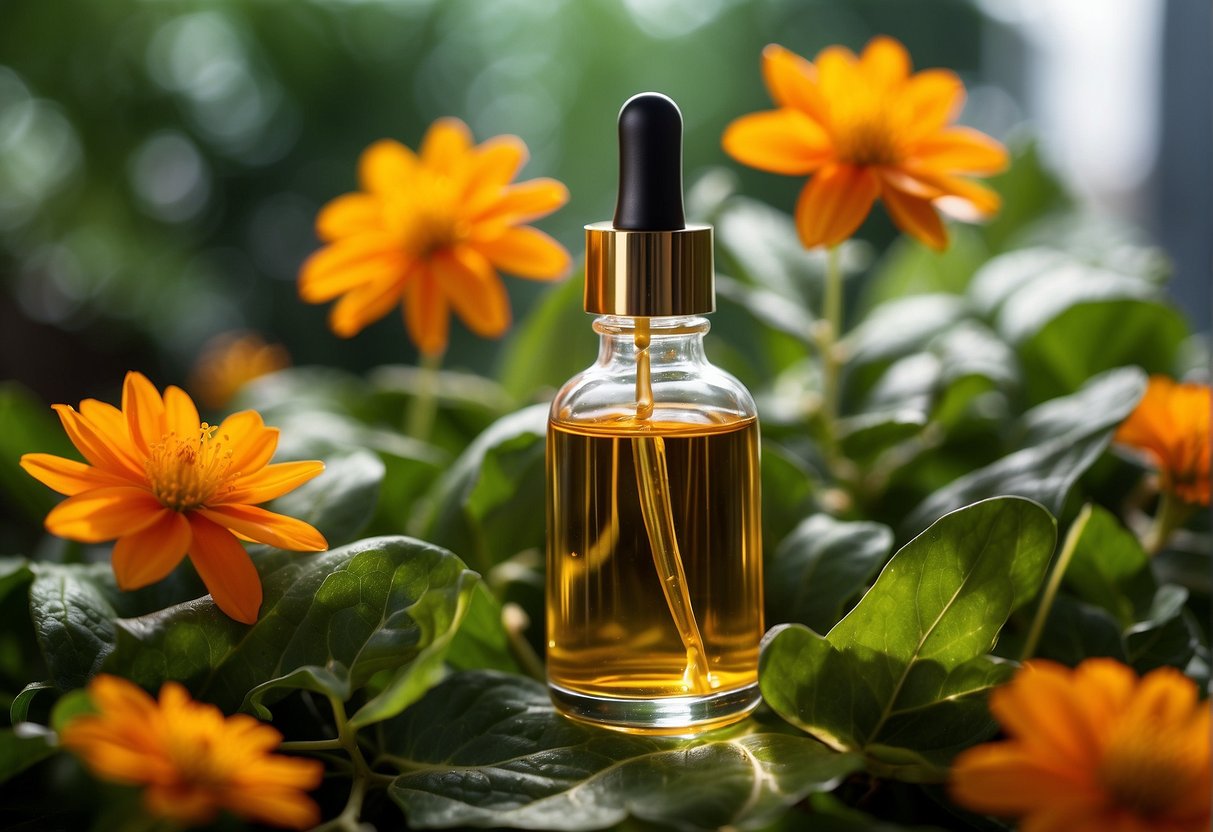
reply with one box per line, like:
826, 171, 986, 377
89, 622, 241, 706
550, 362, 758, 428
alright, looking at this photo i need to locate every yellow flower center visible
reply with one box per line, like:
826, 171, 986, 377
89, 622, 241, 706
144, 424, 234, 511
831, 105, 901, 167
1098, 721, 1194, 818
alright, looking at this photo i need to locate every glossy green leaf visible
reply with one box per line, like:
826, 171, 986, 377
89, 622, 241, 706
420, 405, 548, 572
759, 439, 819, 548
9, 681, 53, 725
903, 367, 1145, 536
837, 410, 927, 465
103, 536, 477, 727
1124, 585, 1196, 673
843, 295, 969, 402
761, 498, 1057, 781
386, 671, 862, 831
444, 580, 522, 674
28, 563, 119, 690
767, 514, 893, 634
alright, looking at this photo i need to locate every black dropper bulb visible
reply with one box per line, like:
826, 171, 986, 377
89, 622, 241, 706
613, 92, 686, 231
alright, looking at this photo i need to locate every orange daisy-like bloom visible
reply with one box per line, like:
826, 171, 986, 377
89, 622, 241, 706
1114, 375, 1210, 506
722, 37, 1009, 250
951, 659, 1211, 832
62, 675, 324, 829
20, 371, 327, 624
189, 331, 290, 410
299, 118, 571, 354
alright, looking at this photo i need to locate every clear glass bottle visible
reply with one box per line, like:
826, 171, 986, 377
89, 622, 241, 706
545, 93, 763, 734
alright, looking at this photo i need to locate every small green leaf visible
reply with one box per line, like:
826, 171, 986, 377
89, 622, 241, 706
385, 671, 862, 831
759, 440, 819, 548
761, 497, 1057, 781
903, 367, 1146, 536
10, 681, 53, 725
103, 536, 477, 726
767, 515, 893, 634
837, 411, 927, 465
49, 687, 96, 732
1063, 505, 1155, 627
444, 581, 522, 674
1124, 585, 1197, 673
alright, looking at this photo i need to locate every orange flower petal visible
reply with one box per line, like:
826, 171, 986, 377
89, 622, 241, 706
358, 138, 418, 195
860, 35, 911, 88
897, 68, 965, 141
722, 109, 833, 175
813, 45, 863, 105
186, 514, 262, 624
472, 226, 571, 280
143, 784, 220, 825
903, 165, 1002, 218
989, 662, 1105, 768
404, 268, 450, 356
50, 406, 139, 481
222, 786, 322, 830
794, 163, 879, 248
215, 410, 279, 475
880, 179, 947, 251
298, 237, 408, 304
19, 453, 129, 496
122, 371, 166, 456
909, 126, 1009, 174
162, 386, 200, 439
87, 674, 158, 718
111, 510, 191, 590
950, 743, 1101, 815
466, 134, 528, 196
315, 193, 385, 242
433, 248, 511, 338
328, 270, 409, 338
222, 460, 325, 505
74, 401, 145, 476
45, 487, 166, 543
420, 117, 473, 175
761, 44, 829, 123
198, 504, 327, 552
472, 178, 570, 226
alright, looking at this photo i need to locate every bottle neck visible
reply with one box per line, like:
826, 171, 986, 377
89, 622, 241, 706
592, 315, 710, 368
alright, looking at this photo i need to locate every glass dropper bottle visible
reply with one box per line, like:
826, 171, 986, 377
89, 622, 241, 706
545, 92, 763, 734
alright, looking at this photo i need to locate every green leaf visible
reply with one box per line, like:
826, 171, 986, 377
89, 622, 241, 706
859, 227, 990, 314
498, 274, 598, 401
837, 411, 927, 465
767, 515, 893, 634
262, 447, 384, 548
1124, 585, 1196, 673
761, 497, 1057, 781
759, 440, 819, 548
28, 564, 119, 691
980, 140, 1069, 251
843, 295, 968, 403
103, 537, 477, 727
903, 367, 1146, 537
10, 681, 53, 725
444, 581, 521, 674
0, 728, 54, 785
385, 670, 862, 831
1063, 505, 1155, 627
1027, 596, 1128, 666
420, 405, 548, 572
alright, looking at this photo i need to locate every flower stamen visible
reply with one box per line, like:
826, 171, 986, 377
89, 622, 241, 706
145, 424, 234, 511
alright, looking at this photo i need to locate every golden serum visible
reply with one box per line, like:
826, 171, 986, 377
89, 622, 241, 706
545, 94, 763, 733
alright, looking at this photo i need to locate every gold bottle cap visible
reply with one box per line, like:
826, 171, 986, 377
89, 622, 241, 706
583, 222, 714, 316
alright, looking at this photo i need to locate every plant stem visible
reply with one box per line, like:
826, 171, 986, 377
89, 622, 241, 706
1020, 504, 1093, 662
406, 351, 443, 441
1143, 489, 1192, 555
312, 694, 378, 832
280, 738, 343, 752
821, 245, 843, 427
502, 602, 546, 682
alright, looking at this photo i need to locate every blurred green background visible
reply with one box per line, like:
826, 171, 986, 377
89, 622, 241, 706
0, 0, 1207, 401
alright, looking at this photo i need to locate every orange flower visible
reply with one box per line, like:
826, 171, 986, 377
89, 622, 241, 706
62, 675, 323, 829
189, 331, 290, 410
722, 37, 1008, 250
299, 118, 571, 354
951, 659, 1210, 832
1114, 375, 1210, 506
20, 372, 327, 623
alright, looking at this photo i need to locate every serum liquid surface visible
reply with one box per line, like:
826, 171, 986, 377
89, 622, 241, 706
546, 414, 763, 706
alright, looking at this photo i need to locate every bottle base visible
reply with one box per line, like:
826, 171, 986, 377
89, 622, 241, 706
548, 682, 761, 736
